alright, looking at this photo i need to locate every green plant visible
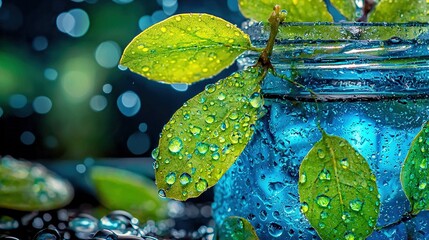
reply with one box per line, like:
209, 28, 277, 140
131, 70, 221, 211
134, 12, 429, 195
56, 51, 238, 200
120, 1, 429, 239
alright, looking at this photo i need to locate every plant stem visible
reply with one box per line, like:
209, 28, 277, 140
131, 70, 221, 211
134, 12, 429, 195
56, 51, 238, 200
255, 5, 285, 70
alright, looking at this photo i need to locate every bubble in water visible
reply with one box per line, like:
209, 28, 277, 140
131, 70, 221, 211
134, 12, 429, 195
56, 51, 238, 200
168, 137, 183, 153
179, 173, 191, 185
268, 222, 283, 237
165, 172, 176, 185
349, 199, 363, 212
316, 195, 331, 208
195, 178, 208, 192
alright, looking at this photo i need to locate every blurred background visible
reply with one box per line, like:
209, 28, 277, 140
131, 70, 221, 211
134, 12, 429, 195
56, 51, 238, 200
0, 0, 246, 160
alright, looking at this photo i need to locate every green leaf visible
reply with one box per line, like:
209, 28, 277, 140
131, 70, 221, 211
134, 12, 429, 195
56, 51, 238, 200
217, 216, 259, 240
120, 13, 252, 84
369, 0, 428, 23
154, 67, 266, 200
0, 156, 73, 211
401, 121, 429, 215
298, 133, 380, 240
238, 0, 333, 22
330, 0, 356, 21
90, 166, 167, 221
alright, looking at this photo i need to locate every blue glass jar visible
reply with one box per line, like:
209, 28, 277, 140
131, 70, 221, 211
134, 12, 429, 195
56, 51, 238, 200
213, 22, 429, 239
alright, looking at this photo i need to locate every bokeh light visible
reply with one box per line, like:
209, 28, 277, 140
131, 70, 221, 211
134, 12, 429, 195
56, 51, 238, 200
127, 131, 150, 155
102, 84, 112, 94
139, 122, 148, 133
112, 0, 134, 4
138, 15, 152, 30
21, 131, 35, 145
89, 95, 108, 112
32, 36, 48, 51
9, 94, 27, 109
117, 91, 141, 117
44, 68, 58, 81
61, 70, 95, 101
33, 96, 53, 114
94, 41, 121, 68
56, 9, 90, 37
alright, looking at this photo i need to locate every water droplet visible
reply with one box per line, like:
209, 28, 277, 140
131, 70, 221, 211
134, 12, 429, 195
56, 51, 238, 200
158, 189, 166, 198
0, 215, 19, 230
318, 168, 331, 181
268, 222, 283, 237
69, 214, 98, 232
179, 173, 191, 185
195, 178, 208, 192
205, 84, 216, 93
142, 66, 150, 72
205, 115, 215, 124
421, 146, 426, 153
320, 211, 328, 219
317, 149, 326, 159
229, 111, 239, 120
249, 92, 263, 108
168, 137, 183, 153
318, 222, 326, 229
196, 142, 209, 154
349, 199, 363, 211
165, 172, 176, 185
152, 161, 159, 170
419, 181, 427, 190
151, 147, 159, 159
342, 212, 351, 223
420, 159, 428, 169
300, 202, 309, 213
175, 16, 182, 21
212, 152, 220, 161
344, 232, 355, 240
299, 172, 306, 184
190, 126, 202, 136
210, 144, 219, 152
316, 195, 331, 208
340, 158, 349, 169
160, 27, 167, 32
218, 92, 226, 101
202, 68, 208, 73
230, 131, 242, 144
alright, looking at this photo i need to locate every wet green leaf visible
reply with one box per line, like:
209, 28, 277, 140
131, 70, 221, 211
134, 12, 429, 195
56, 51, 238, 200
90, 166, 167, 221
120, 13, 252, 84
298, 133, 380, 240
369, 0, 428, 23
217, 216, 259, 240
0, 156, 73, 211
154, 67, 265, 200
401, 121, 429, 215
330, 0, 356, 21
238, 0, 333, 22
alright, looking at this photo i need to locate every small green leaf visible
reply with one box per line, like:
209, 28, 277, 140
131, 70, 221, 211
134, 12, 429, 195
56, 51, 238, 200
298, 133, 380, 240
90, 166, 167, 221
369, 0, 428, 23
401, 121, 429, 214
217, 216, 259, 240
120, 13, 252, 84
0, 156, 73, 211
238, 0, 333, 22
330, 0, 356, 21
154, 67, 265, 200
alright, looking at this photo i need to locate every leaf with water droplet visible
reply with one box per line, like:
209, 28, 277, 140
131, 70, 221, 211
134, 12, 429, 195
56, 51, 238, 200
154, 67, 265, 200
238, 0, 333, 22
0, 156, 73, 211
90, 166, 167, 221
369, 0, 428, 23
217, 216, 259, 240
298, 132, 380, 240
401, 121, 429, 214
120, 13, 252, 84
330, 0, 356, 20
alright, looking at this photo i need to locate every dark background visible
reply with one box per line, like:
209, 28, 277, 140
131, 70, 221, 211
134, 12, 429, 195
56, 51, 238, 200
0, 0, 246, 161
